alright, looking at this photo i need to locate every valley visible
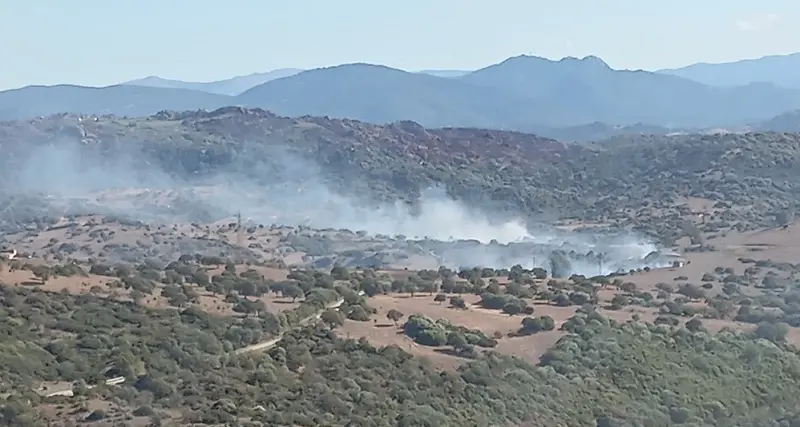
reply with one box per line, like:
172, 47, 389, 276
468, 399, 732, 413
2, 108, 800, 425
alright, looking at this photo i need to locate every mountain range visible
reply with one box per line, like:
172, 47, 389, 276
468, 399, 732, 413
121, 68, 470, 96
2, 53, 800, 141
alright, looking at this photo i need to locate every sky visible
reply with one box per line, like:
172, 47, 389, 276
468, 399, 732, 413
1, 0, 799, 90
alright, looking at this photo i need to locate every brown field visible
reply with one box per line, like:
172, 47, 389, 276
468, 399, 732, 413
339, 292, 577, 370
0, 260, 300, 316
340, 292, 672, 369
339, 220, 800, 368
0, 268, 111, 291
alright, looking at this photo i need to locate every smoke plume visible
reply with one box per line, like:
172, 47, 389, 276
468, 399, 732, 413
1, 138, 675, 276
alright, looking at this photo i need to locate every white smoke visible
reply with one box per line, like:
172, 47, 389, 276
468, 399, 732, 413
2, 137, 672, 275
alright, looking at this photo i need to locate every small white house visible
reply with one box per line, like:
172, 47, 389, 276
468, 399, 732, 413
0, 248, 16, 260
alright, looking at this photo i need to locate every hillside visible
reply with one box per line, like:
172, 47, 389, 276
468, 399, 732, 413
4, 283, 800, 426
3, 108, 800, 425
5, 56, 800, 131
1, 107, 800, 239
658, 52, 800, 89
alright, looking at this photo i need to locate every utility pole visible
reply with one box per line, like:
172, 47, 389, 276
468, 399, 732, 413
236, 211, 244, 247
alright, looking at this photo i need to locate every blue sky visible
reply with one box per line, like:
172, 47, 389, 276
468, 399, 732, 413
1, 0, 798, 90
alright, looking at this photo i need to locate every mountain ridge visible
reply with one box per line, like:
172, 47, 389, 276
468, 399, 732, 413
3, 55, 800, 137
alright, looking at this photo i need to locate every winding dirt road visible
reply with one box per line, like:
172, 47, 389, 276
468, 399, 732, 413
234, 293, 359, 354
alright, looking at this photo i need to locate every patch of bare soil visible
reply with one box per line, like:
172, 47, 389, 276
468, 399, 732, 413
206, 264, 289, 281
368, 294, 535, 335
491, 331, 565, 364
339, 320, 465, 371
340, 293, 579, 369
680, 196, 720, 215
713, 223, 800, 263
0, 267, 111, 292
623, 251, 763, 297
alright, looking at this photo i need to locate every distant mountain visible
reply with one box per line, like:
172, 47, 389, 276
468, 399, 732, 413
238, 55, 800, 128
6, 55, 800, 132
0, 84, 234, 120
123, 68, 465, 95
236, 63, 544, 130
658, 53, 800, 88
416, 69, 471, 78
123, 69, 303, 95
458, 55, 800, 127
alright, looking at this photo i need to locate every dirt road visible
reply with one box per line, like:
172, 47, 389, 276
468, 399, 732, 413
234, 295, 355, 354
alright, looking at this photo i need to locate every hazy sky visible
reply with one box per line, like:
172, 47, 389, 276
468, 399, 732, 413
1, 0, 799, 90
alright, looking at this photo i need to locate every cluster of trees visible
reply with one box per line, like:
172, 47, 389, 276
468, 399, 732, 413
517, 316, 556, 335
402, 314, 497, 357
4, 284, 800, 426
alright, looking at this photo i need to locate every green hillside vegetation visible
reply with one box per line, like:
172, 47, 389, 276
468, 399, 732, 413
3, 283, 800, 426
3, 110, 800, 242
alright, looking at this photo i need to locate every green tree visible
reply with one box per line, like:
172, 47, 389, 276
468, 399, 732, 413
321, 309, 344, 329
